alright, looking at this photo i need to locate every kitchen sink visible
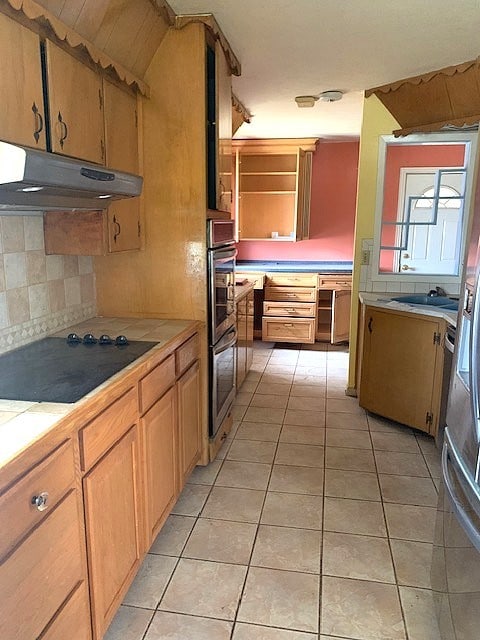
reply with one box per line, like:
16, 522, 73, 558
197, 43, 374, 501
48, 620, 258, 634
391, 295, 458, 310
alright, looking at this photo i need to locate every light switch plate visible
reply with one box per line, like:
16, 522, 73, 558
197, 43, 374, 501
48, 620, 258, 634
361, 249, 370, 265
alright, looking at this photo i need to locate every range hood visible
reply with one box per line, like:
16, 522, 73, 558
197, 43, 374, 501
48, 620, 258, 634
0, 141, 143, 211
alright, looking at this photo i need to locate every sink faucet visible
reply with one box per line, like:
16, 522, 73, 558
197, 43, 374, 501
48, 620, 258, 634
428, 286, 447, 297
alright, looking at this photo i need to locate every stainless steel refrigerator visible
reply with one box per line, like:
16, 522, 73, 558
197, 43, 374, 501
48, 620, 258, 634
431, 170, 480, 639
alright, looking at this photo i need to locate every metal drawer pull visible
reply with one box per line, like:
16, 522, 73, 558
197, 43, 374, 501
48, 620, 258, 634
31, 491, 49, 512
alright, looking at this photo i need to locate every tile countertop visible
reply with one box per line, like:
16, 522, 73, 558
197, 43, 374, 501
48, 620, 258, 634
0, 317, 199, 474
236, 260, 353, 273
234, 279, 255, 302
359, 292, 458, 328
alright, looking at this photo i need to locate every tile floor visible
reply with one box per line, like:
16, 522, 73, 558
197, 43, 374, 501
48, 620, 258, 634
105, 341, 442, 640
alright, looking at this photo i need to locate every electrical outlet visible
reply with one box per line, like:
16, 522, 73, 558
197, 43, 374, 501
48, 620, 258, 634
361, 249, 370, 265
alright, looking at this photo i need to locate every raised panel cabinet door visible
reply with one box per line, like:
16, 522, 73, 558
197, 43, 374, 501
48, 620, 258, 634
0, 13, 46, 149
45, 40, 104, 163
236, 297, 247, 388
177, 361, 201, 488
216, 40, 232, 213
107, 199, 141, 252
359, 308, 442, 432
246, 290, 254, 373
83, 426, 142, 640
331, 289, 351, 344
141, 387, 177, 547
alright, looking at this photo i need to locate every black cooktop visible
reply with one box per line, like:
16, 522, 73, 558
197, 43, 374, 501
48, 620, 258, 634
0, 337, 158, 403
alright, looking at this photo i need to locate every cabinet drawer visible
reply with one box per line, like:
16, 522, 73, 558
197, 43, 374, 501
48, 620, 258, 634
262, 317, 316, 343
176, 333, 199, 377
139, 354, 175, 414
40, 581, 91, 640
318, 275, 352, 289
0, 491, 84, 640
236, 272, 265, 289
263, 301, 316, 317
0, 439, 75, 559
266, 273, 317, 287
265, 286, 317, 303
80, 388, 137, 471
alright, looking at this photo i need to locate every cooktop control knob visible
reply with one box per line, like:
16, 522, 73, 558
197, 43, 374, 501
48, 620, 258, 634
66, 333, 82, 344
115, 335, 129, 346
83, 333, 97, 344
99, 334, 113, 345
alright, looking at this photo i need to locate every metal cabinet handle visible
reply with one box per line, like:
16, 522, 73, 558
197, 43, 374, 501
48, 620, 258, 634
32, 102, 43, 143
401, 264, 413, 271
31, 491, 49, 512
57, 111, 68, 149
368, 317, 373, 333
113, 215, 121, 243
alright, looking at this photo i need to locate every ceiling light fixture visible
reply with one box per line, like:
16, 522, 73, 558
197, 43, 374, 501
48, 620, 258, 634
319, 90, 344, 102
294, 95, 319, 108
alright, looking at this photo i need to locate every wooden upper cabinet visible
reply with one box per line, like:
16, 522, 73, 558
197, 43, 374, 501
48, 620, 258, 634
44, 40, 105, 164
216, 40, 233, 213
0, 13, 46, 150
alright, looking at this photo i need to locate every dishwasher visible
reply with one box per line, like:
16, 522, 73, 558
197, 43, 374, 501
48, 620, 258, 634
436, 323, 455, 449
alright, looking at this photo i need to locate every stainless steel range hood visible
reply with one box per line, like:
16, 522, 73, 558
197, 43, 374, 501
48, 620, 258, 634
0, 141, 143, 211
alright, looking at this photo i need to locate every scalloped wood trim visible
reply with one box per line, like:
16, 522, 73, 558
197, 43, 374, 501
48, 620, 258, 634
232, 93, 251, 123
174, 13, 241, 76
366, 57, 480, 96
2, 0, 150, 96
393, 115, 480, 138
149, 0, 176, 26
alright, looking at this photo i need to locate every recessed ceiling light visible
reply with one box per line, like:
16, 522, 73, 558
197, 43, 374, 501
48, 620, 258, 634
295, 95, 319, 108
319, 90, 344, 102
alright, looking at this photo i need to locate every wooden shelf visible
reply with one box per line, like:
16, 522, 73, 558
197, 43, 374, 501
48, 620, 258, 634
241, 171, 296, 176
240, 190, 296, 195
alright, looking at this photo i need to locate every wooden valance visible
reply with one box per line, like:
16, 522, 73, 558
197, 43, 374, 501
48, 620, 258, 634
174, 13, 241, 76
366, 58, 480, 136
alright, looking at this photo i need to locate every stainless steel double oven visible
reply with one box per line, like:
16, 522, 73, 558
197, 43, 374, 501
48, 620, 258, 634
207, 220, 237, 439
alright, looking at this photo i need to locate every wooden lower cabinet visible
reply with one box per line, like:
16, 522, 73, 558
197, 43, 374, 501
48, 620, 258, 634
142, 387, 177, 546
177, 360, 201, 489
316, 275, 352, 343
262, 276, 317, 344
262, 316, 316, 343
359, 306, 445, 435
83, 426, 142, 639
40, 582, 91, 640
236, 289, 254, 387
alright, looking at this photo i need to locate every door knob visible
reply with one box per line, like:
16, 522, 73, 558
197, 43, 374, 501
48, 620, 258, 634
402, 264, 413, 271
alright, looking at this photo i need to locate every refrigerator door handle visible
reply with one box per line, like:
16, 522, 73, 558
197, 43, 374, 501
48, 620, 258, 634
442, 440, 480, 553
469, 273, 480, 445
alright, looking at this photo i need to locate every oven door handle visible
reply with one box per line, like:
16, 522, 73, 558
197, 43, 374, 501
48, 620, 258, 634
215, 327, 237, 354
211, 247, 238, 263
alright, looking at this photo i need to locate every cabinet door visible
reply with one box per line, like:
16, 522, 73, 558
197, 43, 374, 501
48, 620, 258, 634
246, 290, 254, 373
177, 361, 201, 488
359, 308, 443, 433
236, 296, 247, 388
0, 14, 46, 149
83, 426, 142, 639
103, 80, 139, 174
216, 41, 232, 213
45, 40, 104, 163
331, 289, 351, 343
142, 387, 177, 547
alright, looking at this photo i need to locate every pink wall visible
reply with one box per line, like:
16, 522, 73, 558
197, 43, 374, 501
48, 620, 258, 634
236, 141, 360, 261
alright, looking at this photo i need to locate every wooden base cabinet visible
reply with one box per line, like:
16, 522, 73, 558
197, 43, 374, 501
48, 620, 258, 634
359, 306, 445, 435
317, 275, 352, 344
177, 361, 201, 489
236, 288, 254, 388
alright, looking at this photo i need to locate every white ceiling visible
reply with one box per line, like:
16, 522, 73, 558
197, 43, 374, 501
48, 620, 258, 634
168, 0, 480, 140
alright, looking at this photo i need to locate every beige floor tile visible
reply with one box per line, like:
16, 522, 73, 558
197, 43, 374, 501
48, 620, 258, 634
324, 468, 381, 501
244, 406, 286, 424
367, 414, 411, 433
235, 391, 254, 406
201, 486, 265, 523
287, 395, 326, 412
104, 605, 154, 640
325, 386, 350, 399
384, 503, 437, 542
295, 365, 326, 377
398, 586, 441, 640
325, 412, 369, 430
370, 430, 420, 453
233, 622, 316, 639
321, 576, 406, 640
269, 352, 299, 364
269, 464, 324, 495
250, 393, 289, 409
322, 531, 395, 583
297, 352, 327, 365
238, 566, 320, 633
326, 428, 372, 450
238, 379, 258, 393
183, 518, 257, 564
379, 474, 438, 506
260, 373, 294, 385
290, 384, 326, 397
275, 442, 324, 467
325, 446, 376, 472
280, 425, 325, 446
159, 558, 247, 620
327, 398, 365, 415
375, 451, 430, 477
227, 439, 277, 464
235, 422, 282, 442
424, 452, 442, 479
261, 491, 323, 529
171, 484, 211, 516
324, 497, 387, 537
416, 433, 438, 455
123, 554, 177, 609
284, 409, 325, 427
145, 612, 232, 640
215, 460, 272, 490
150, 515, 196, 556
251, 525, 322, 573
215, 437, 232, 461
187, 459, 222, 485
232, 404, 248, 421
293, 374, 327, 385
256, 382, 292, 396
390, 540, 433, 588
